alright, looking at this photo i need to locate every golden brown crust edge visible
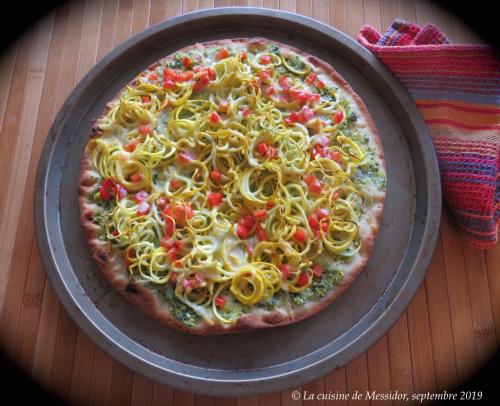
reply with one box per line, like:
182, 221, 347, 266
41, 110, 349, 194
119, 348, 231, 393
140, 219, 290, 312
78, 37, 386, 335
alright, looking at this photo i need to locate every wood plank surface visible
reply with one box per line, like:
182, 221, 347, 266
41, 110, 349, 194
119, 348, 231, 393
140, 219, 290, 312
0, 0, 497, 404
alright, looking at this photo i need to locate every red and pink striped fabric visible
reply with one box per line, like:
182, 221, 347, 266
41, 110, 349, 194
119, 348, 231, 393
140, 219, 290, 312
358, 19, 500, 249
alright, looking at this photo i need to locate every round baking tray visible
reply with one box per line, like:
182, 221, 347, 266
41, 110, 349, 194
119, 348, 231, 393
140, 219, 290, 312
34, 8, 441, 396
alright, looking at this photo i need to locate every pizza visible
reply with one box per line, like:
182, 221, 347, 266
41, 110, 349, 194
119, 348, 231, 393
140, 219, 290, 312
79, 38, 386, 335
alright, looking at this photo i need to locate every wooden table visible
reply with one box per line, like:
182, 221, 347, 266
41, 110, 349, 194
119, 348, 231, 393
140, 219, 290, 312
0, 0, 498, 404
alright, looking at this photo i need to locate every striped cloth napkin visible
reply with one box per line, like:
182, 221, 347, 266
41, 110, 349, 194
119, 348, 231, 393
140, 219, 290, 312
357, 19, 500, 249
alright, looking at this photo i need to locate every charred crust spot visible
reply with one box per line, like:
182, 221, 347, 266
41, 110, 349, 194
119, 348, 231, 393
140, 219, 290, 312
90, 121, 102, 138
125, 282, 139, 294
94, 249, 109, 264
247, 40, 266, 52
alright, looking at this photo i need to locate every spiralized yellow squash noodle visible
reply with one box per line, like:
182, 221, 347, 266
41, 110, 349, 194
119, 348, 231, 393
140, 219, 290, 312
86, 41, 385, 328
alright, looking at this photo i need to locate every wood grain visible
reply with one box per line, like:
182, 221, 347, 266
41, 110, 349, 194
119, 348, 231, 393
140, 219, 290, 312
0, 1, 497, 405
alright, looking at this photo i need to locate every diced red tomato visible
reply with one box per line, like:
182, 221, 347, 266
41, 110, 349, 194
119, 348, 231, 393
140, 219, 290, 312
99, 185, 111, 201
209, 111, 220, 123
293, 227, 307, 243
210, 169, 222, 182
115, 183, 127, 199
162, 204, 172, 215
306, 72, 317, 84
280, 93, 292, 104
130, 172, 142, 183
257, 142, 268, 156
193, 81, 203, 92
321, 222, 328, 232
215, 47, 230, 60
298, 106, 314, 123
124, 138, 141, 152
218, 100, 228, 112
164, 217, 175, 236
242, 106, 251, 117
315, 80, 325, 89
331, 150, 342, 163
141, 95, 150, 103
240, 51, 247, 61
278, 264, 293, 279
161, 236, 176, 250
334, 109, 344, 124
205, 67, 216, 80
284, 111, 299, 125
240, 215, 255, 229
237, 223, 250, 239
138, 124, 152, 135
309, 93, 321, 104
303, 174, 316, 185
163, 69, 177, 81
255, 222, 268, 241
215, 296, 226, 307
182, 56, 192, 68
136, 201, 150, 216
259, 55, 272, 64
163, 80, 175, 89
259, 68, 272, 82
149, 72, 158, 81
172, 203, 194, 223
266, 200, 275, 209
199, 73, 210, 85
297, 272, 309, 286
156, 196, 168, 210
175, 240, 185, 251
331, 190, 340, 201
253, 209, 267, 221
184, 203, 195, 220
178, 150, 194, 163
265, 86, 276, 96
290, 89, 309, 104
134, 191, 149, 202
279, 75, 292, 90
168, 249, 180, 263
171, 179, 182, 190
316, 208, 329, 220
180, 71, 194, 82
312, 144, 323, 158
308, 213, 320, 229
266, 146, 278, 159
112, 230, 119, 237
308, 180, 322, 194
207, 191, 223, 207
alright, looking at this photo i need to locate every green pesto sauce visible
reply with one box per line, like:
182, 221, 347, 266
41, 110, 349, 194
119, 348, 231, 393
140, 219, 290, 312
268, 44, 280, 55
256, 292, 283, 311
218, 307, 244, 321
353, 162, 386, 191
164, 286, 201, 328
290, 265, 344, 305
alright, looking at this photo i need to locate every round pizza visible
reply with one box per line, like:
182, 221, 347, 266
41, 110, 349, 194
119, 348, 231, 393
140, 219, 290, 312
79, 38, 386, 335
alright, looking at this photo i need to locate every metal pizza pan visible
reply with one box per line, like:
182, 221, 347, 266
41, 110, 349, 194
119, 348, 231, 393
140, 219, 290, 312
34, 8, 441, 396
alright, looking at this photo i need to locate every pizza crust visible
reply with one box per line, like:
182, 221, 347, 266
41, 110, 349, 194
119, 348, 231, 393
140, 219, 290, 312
79, 37, 386, 335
